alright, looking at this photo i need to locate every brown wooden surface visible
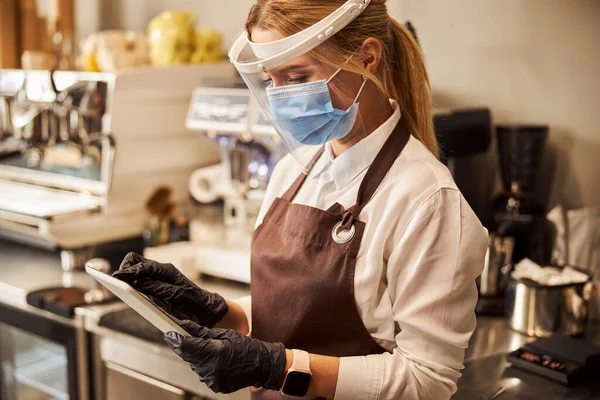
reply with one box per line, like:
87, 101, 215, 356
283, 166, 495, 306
54, 0, 75, 33
0, 0, 20, 68
47, 0, 75, 69
58, 0, 75, 69
18, 0, 38, 52
37, 16, 53, 53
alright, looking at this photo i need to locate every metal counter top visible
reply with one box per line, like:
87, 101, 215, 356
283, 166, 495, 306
0, 239, 250, 326
466, 316, 535, 362
0, 240, 96, 308
0, 240, 98, 327
459, 317, 600, 399
455, 353, 600, 400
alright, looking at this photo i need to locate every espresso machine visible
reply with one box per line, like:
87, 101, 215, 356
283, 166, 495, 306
0, 64, 235, 269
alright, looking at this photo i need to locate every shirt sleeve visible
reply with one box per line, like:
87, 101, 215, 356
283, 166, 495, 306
335, 188, 488, 400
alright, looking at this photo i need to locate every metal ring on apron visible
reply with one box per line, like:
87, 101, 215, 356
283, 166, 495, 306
332, 221, 356, 244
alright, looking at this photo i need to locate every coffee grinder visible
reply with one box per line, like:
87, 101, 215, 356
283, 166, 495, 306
477, 124, 551, 315
493, 125, 551, 263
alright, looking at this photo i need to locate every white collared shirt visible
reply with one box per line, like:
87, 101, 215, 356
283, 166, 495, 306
234, 100, 488, 400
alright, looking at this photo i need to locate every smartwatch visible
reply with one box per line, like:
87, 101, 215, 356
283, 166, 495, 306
281, 349, 312, 397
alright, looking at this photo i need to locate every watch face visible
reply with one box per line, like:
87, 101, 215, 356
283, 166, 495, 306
282, 371, 311, 397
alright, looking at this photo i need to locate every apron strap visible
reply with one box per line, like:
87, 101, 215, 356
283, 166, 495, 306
281, 147, 325, 202
342, 121, 410, 229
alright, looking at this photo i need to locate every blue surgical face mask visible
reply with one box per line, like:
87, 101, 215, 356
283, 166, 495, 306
266, 69, 367, 146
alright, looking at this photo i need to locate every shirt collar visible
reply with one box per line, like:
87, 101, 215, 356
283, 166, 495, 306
311, 99, 401, 190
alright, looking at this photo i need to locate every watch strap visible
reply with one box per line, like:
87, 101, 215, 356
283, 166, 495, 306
290, 349, 311, 373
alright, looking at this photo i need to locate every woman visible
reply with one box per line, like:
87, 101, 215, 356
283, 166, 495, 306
114, 0, 488, 399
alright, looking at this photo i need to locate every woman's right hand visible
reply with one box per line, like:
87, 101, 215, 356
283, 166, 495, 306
113, 252, 229, 328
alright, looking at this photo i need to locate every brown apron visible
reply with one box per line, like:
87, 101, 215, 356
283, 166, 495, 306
250, 121, 410, 399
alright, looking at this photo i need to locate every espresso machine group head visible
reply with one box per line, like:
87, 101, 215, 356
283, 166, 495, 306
184, 82, 287, 282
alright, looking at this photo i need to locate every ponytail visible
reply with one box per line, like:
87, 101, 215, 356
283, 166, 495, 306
384, 19, 438, 157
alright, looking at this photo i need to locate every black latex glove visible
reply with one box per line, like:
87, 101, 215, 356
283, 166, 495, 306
164, 320, 286, 394
113, 252, 228, 328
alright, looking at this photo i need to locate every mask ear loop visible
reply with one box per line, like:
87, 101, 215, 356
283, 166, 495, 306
326, 69, 368, 110
342, 75, 368, 112
353, 76, 368, 103
326, 68, 343, 83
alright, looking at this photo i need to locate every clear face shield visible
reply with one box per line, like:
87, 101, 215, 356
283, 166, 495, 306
229, 0, 371, 172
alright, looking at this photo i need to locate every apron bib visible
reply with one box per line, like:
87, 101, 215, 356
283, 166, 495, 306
250, 121, 410, 399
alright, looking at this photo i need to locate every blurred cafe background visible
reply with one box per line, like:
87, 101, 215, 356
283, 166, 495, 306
0, 1, 599, 399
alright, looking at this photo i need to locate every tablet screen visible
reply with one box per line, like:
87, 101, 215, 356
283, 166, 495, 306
86, 266, 189, 336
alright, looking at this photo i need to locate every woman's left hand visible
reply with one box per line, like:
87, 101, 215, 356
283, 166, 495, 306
164, 320, 286, 394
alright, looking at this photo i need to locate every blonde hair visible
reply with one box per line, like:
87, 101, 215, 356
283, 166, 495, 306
245, 0, 438, 158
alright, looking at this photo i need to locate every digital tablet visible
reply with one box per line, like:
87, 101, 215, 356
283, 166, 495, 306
85, 265, 188, 335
